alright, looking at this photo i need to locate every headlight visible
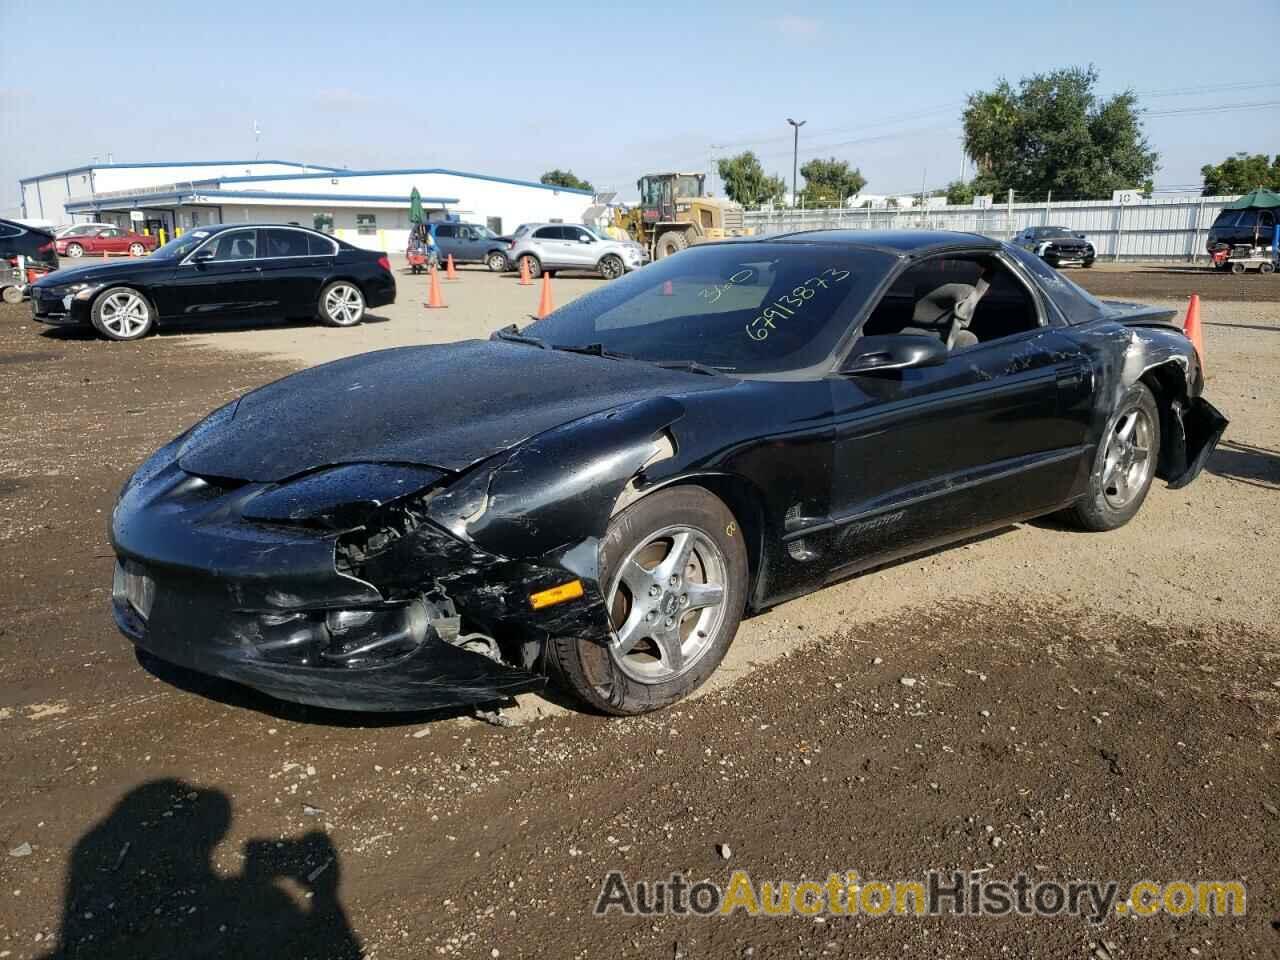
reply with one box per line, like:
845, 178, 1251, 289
70, 282, 105, 300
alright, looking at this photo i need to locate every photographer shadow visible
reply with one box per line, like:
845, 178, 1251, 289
41, 779, 362, 959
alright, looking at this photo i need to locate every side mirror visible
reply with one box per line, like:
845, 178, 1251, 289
580, 235, 593, 244
840, 335, 948, 375
192, 249, 215, 264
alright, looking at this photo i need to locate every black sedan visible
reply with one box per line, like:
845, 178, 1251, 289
109, 230, 1226, 716
29, 224, 395, 340
1015, 225, 1096, 268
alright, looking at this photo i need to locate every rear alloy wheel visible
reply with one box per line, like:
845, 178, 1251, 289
1067, 382, 1160, 531
128, 242, 146, 257
2, 285, 23, 305
655, 230, 688, 260
66, 243, 84, 258
486, 251, 509, 272
599, 254, 625, 280
519, 255, 542, 279
551, 486, 747, 715
91, 287, 154, 341
319, 281, 365, 327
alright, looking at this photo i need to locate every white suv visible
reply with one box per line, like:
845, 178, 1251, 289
506, 224, 644, 280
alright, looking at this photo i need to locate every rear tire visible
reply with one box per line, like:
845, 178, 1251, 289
2, 285, 23, 304
551, 486, 747, 715
1230, 261, 1246, 275
128, 242, 146, 257
318, 281, 366, 327
1067, 383, 1160, 531
66, 243, 84, 258
519, 254, 542, 279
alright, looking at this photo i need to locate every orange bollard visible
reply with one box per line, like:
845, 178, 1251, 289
536, 272, 554, 318
445, 254, 459, 280
425, 264, 447, 309
661, 279, 673, 296
518, 256, 532, 286
1184, 293, 1204, 372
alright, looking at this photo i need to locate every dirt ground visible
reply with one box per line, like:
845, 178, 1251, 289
0, 264, 1277, 959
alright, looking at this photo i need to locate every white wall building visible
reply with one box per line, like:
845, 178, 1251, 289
18, 160, 594, 251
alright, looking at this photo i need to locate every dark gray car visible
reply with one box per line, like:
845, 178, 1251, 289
431, 223, 511, 272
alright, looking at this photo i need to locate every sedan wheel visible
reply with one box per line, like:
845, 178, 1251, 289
66, 243, 84, 258
319, 281, 365, 327
550, 486, 747, 715
1067, 382, 1160, 531
128, 242, 146, 257
91, 287, 154, 341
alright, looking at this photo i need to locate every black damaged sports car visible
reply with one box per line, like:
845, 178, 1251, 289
110, 230, 1226, 716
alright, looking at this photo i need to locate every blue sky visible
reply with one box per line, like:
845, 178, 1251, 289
2, 0, 1277, 213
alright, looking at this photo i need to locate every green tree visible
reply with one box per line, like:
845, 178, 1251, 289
945, 180, 977, 204
798, 157, 866, 206
1200, 153, 1280, 195
716, 151, 787, 207
961, 65, 1157, 200
539, 169, 595, 192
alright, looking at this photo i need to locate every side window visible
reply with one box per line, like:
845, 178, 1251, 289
861, 254, 1042, 347
567, 227, 591, 242
205, 229, 258, 261
263, 229, 309, 258
307, 233, 336, 256
435, 224, 456, 239
1236, 210, 1258, 228
1214, 211, 1238, 228
533, 226, 559, 240
1006, 245, 1103, 324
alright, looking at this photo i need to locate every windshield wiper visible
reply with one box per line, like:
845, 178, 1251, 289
491, 324, 548, 349
653, 359, 727, 377
554, 342, 634, 360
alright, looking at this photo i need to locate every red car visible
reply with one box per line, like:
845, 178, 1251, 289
56, 226, 158, 259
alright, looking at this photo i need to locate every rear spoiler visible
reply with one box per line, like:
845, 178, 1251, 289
1099, 299, 1179, 328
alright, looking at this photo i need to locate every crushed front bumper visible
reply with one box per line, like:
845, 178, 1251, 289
1165, 395, 1229, 490
109, 458, 612, 712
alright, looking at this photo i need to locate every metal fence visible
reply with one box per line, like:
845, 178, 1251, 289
744, 195, 1243, 261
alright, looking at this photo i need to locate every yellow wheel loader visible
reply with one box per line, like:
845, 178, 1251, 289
614, 173, 750, 260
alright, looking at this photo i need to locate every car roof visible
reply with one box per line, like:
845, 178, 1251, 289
189, 223, 329, 234
740, 228, 1001, 256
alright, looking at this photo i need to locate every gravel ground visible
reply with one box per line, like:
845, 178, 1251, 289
0, 266, 1276, 959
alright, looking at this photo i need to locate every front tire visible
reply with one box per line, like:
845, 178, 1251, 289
486, 251, 509, 272
90, 287, 154, 341
655, 230, 688, 260
551, 487, 748, 715
598, 254, 624, 280
1067, 383, 1160, 531
319, 281, 366, 327
66, 243, 84, 258
128, 242, 146, 257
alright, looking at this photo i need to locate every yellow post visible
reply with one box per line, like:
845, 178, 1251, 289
143, 227, 150, 236
159, 228, 167, 246
378, 229, 387, 252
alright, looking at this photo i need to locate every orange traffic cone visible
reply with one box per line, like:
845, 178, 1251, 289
536, 272, 554, 318
445, 254, 459, 280
518, 256, 532, 286
661, 279, 673, 296
1184, 293, 1203, 372
425, 264, 447, 309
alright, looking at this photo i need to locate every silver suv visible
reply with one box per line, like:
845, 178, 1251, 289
506, 223, 644, 280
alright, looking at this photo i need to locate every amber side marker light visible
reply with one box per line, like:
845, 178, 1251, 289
529, 580, 585, 610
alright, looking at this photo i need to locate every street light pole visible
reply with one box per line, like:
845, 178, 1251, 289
787, 118, 806, 208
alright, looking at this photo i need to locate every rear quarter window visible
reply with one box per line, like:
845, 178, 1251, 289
1213, 211, 1239, 227
1006, 245, 1104, 324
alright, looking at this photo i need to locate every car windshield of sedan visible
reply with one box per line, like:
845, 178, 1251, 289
150, 230, 213, 260
523, 243, 894, 374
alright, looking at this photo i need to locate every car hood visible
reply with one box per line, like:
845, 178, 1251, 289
33, 258, 172, 287
177, 340, 724, 483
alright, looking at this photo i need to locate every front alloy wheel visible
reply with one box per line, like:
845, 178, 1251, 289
599, 254, 625, 280
486, 251, 509, 272
91, 287, 154, 341
551, 486, 747, 715
319, 281, 365, 327
1067, 382, 1160, 531
66, 243, 84, 258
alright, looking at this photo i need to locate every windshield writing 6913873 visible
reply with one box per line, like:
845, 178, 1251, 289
747, 267, 851, 341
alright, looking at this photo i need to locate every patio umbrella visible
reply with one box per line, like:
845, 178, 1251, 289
1223, 187, 1280, 210
409, 187, 424, 224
